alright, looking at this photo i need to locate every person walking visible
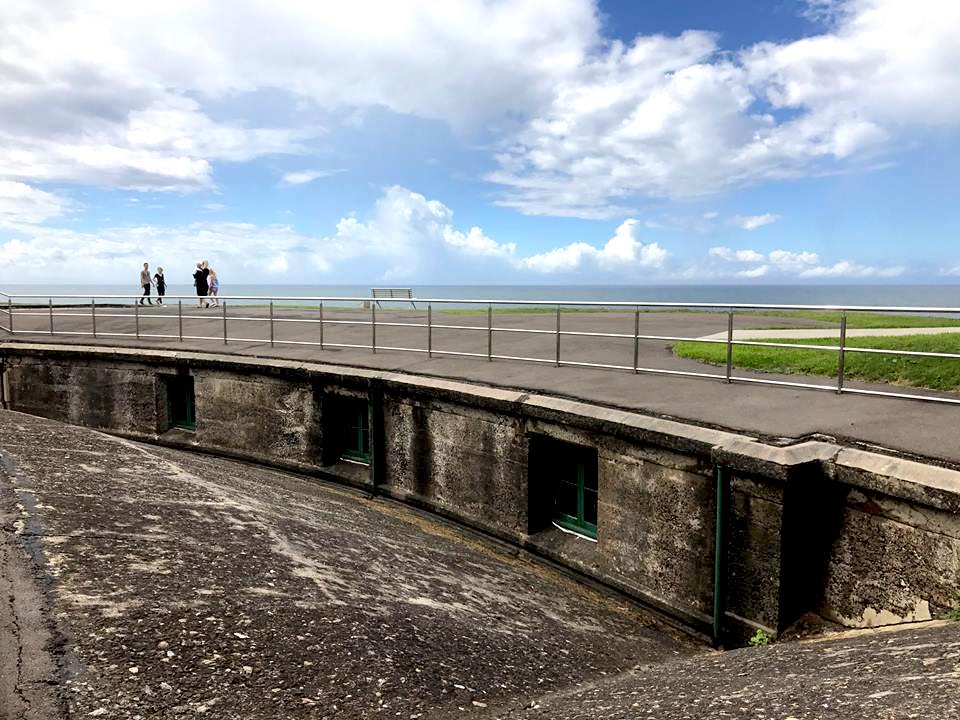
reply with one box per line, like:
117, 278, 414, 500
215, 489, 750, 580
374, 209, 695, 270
153, 267, 166, 306
139, 262, 153, 305
193, 261, 210, 308
207, 268, 220, 307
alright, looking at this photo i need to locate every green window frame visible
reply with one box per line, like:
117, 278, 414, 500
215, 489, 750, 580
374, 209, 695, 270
553, 453, 598, 539
165, 375, 195, 430
340, 398, 370, 463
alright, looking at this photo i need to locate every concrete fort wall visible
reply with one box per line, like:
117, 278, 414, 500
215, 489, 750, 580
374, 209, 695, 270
2, 343, 959, 645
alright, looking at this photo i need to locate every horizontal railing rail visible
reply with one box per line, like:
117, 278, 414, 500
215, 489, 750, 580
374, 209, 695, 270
1, 291, 960, 406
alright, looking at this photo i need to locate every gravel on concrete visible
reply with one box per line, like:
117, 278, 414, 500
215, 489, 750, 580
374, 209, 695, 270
0, 409, 699, 719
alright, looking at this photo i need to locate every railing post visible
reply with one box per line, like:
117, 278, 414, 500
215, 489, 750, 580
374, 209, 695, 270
222, 301, 228, 345
487, 304, 493, 361
319, 302, 324, 350
177, 300, 183, 342
555, 305, 561, 367
48, 298, 54, 335
91, 298, 97, 338
427, 303, 432, 358
725, 310, 734, 383
633, 307, 640, 374
269, 300, 275, 348
837, 311, 847, 394
371, 303, 377, 353
135, 298, 140, 339
6, 297, 12, 334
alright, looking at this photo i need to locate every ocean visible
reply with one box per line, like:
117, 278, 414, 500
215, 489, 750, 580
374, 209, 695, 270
2, 284, 960, 309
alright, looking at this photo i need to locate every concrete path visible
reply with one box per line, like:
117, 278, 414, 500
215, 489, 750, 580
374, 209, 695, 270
5, 307, 960, 463
4, 411, 960, 719
700, 326, 960, 340
0, 410, 700, 719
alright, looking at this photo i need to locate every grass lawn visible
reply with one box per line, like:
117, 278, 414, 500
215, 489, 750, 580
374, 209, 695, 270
748, 310, 960, 329
673, 333, 960, 392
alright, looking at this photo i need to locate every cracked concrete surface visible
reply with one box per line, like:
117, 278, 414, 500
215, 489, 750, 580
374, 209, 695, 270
3, 409, 960, 719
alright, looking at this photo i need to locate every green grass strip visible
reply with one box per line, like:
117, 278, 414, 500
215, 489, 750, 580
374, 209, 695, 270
673, 333, 960, 391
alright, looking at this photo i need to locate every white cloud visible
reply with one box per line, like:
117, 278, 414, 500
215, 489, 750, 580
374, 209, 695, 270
203, 203, 226, 211
731, 213, 780, 230
798, 260, 905, 278
0, 186, 673, 283
490, 0, 960, 216
709, 247, 765, 263
520, 220, 667, 274
0, 0, 595, 192
282, 169, 346, 185
0, 181, 73, 226
708, 244, 902, 279
737, 265, 770, 278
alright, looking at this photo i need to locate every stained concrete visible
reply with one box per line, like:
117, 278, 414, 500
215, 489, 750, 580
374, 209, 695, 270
0, 409, 699, 719
3, 410, 960, 719
4, 306, 960, 463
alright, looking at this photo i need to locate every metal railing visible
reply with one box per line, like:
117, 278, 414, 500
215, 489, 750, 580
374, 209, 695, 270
1, 290, 960, 405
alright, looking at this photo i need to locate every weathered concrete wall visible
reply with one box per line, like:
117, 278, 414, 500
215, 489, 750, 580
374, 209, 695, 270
193, 371, 323, 469
2, 343, 960, 645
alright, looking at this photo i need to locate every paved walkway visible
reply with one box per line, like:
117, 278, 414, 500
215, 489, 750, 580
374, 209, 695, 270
4, 306, 960, 463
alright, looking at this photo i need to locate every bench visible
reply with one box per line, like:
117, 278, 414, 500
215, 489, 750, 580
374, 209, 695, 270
371, 288, 416, 309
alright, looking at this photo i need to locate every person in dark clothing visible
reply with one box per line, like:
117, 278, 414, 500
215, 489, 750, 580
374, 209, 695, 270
139, 262, 153, 305
193, 261, 210, 308
153, 267, 166, 306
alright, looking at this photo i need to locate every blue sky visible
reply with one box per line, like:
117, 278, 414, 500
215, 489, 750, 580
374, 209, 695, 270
1, 0, 958, 285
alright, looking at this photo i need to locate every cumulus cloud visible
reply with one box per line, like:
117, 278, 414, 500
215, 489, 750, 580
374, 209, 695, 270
282, 169, 346, 185
0, 181, 73, 226
0, 186, 674, 283
490, 0, 960, 216
731, 214, 780, 230
709, 245, 903, 279
0, 0, 595, 193
520, 220, 667, 274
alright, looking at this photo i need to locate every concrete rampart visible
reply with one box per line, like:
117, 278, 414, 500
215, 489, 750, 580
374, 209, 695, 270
1, 342, 958, 645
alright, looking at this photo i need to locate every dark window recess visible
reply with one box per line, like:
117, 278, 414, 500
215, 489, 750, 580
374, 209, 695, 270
528, 436, 598, 539
164, 375, 195, 430
337, 397, 371, 463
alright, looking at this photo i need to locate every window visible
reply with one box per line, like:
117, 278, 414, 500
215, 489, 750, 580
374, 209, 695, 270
164, 374, 195, 430
338, 397, 370, 464
552, 446, 598, 538
528, 436, 598, 539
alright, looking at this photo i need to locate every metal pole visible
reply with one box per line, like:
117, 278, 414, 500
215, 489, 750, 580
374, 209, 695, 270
837, 312, 847, 394
712, 465, 728, 647
48, 298, 54, 335
555, 305, 561, 367
269, 300, 275, 348
91, 298, 97, 338
427, 304, 432, 358
177, 300, 183, 342
725, 310, 734, 383
135, 298, 140, 339
319, 302, 324, 350
633, 307, 640, 373
222, 301, 228, 345
6, 297, 11, 334
371, 303, 376, 353
487, 304, 493, 361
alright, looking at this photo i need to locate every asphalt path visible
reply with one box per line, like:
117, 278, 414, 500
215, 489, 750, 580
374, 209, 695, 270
4, 305, 960, 463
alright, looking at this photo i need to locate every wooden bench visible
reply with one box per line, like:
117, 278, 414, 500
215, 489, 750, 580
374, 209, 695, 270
371, 288, 416, 309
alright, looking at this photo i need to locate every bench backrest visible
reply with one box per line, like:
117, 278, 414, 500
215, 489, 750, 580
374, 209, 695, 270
371, 288, 413, 299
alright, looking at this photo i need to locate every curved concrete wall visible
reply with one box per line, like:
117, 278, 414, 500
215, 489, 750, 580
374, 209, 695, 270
2, 342, 958, 644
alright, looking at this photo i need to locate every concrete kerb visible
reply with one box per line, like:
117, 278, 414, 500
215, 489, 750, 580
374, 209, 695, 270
3, 342, 960, 510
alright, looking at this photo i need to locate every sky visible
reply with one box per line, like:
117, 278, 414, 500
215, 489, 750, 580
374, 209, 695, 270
1, 0, 959, 286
